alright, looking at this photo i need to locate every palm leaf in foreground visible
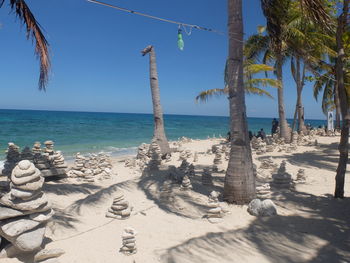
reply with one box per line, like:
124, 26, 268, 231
5, 0, 50, 90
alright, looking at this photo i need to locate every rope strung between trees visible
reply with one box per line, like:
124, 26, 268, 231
87, 0, 224, 35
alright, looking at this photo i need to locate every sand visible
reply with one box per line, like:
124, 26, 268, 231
0, 136, 349, 263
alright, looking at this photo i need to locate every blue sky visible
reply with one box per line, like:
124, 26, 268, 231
0, 0, 326, 119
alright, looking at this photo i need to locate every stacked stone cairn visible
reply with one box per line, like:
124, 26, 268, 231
178, 150, 192, 161
202, 168, 213, 186
120, 227, 137, 255
2, 141, 68, 179
260, 157, 278, 171
148, 141, 162, 170
256, 183, 272, 199
206, 191, 223, 223
35, 141, 68, 179
213, 151, 223, 172
135, 143, 150, 169
271, 161, 293, 189
296, 168, 306, 183
180, 175, 192, 190
1, 143, 21, 177
68, 153, 112, 182
0, 160, 54, 253
106, 192, 132, 219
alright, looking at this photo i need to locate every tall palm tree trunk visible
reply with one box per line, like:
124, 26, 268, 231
334, 85, 341, 131
141, 45, 171, 156
296, 59, 307, 133
334, 0, 349, 199
224, 0, 256, 204
276, 53, 291, 142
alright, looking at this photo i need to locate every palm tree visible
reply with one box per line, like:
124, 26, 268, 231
195, 61, 280, 103
0, 0, 50, 90
260, 0, 292, 142
141, 45, 171, 157
334, 0, 350, 199
224, 0, 255, 204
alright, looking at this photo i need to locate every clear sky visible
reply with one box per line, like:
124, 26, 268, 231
0, 0, 326, 119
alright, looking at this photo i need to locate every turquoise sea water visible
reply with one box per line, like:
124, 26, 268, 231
0, 109, 327, 160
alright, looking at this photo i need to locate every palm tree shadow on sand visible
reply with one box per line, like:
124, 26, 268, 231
158, 190, 350, 263
137, 164, 226, 219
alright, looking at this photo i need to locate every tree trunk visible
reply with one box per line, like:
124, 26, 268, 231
276, 53, 291, 142
224, 0, 256, 204
334, 0, 349, 199
142, 45, 171, 156
334, 83, 341, 130
296, 59, 307, 134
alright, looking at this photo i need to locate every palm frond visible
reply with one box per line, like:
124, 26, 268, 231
299, 0, 334, 32
245, 78, 281, 89
10, 0, 50, 90
195, 88, 228, 103
244, 63, 274, 75
245, 86, 274, 98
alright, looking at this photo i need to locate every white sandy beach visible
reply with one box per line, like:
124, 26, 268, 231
0, 136, 349, 263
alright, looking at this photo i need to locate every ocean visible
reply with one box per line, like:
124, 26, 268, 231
0, 109, 327, 162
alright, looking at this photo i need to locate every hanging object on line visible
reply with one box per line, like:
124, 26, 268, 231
177, 28, 184, 51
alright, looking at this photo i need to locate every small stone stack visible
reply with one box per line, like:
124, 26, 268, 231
0, 160, 53, 252
43, 141, 54, 156
296, 168, 306, 183
36, 141, 68, 179
68, 153, 113, 181
106, 192, 131, 219
1, 143, 21, 177
271, 161, 293, 189
256, 183, 272, 199
148, 141, 162, 170
136, 144, 150, 169
32, 142, 42, 155
202, 168, 213, 186
260, 157, 277, 170
206, 191, 223, 223
120, 227, 137, 255
178, 150, 192, 161
180, 175, 192, 190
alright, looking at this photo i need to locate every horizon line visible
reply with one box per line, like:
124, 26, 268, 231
0, 107, 327, 121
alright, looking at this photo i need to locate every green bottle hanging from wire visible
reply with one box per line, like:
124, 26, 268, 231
177, 28, 184, 51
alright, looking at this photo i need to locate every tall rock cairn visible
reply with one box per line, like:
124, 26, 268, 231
206, 191, 223, 223
0, 160, 53, 252
120, 227, 137, 255
148, 141, 162, 170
